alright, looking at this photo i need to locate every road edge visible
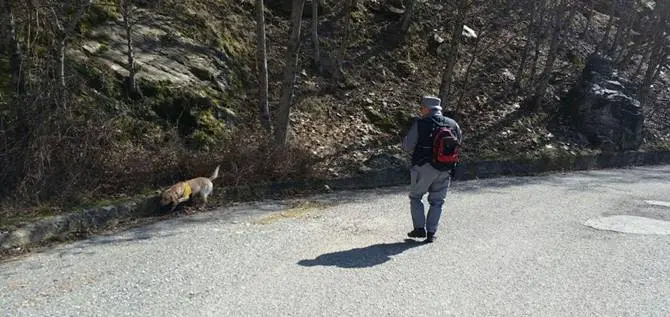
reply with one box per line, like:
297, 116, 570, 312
2, 150, 669, 251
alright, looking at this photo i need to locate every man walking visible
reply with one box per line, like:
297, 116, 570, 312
402, 96, 462, 243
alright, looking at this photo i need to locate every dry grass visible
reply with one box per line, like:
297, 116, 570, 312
253, 201, 325, 225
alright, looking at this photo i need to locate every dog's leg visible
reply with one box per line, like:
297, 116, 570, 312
195, 193, 208, 211
200, 183, 212, 209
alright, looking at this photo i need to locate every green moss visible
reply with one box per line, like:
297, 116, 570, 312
298, 97, 328, 118
364, 106, 402, 133
641, 140, 670, 151
72, 59, 121, 98
80, 2, 118, 35
535, 147, 577, 170
112, 115, 166, 144
218, 30, 246, 60
0, 214, 43, 230
394, 109, 415, 132
219, 87, 245, 114
569, 53, 586, 70
191, 109, 231, 148
138, 80, 173, 99
98, 43, 110, 53
0, 204, 56, 229
351, 9, 367, 22
159, 33, 181, 45
136, 80, 237, 147
72, 199, 118, 211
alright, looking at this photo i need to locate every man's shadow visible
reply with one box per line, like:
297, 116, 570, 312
297, 239, 425, 269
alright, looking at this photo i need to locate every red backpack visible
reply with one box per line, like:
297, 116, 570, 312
432, 123, 461, 164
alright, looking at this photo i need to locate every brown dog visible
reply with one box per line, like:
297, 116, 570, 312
160, 165, 220, 212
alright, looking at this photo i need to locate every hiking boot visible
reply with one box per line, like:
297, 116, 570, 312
425, 232, 436, 243
407, 228, 427, 238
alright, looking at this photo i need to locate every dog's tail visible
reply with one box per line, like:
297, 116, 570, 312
209, 165, 220, 180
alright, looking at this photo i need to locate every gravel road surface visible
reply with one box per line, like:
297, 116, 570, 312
2, 166, 669, 316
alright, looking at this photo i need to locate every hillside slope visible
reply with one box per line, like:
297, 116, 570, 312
0, 0, 668, 212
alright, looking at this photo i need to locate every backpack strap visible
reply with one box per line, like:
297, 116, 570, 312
430, 117, 448, 127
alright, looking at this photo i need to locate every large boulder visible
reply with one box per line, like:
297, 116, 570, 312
564, 55, 644, 151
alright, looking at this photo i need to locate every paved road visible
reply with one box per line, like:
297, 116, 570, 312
2, 166, 670, 317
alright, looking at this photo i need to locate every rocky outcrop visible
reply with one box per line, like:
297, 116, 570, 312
67, 7, 247, 144
429, 25, 478, 57
564, 55, 644, 151
70, 8, 235, 96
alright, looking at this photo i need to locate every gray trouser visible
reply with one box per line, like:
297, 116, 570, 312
409, 163, 452, 233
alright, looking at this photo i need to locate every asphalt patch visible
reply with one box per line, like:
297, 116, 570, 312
584, 215, 670, 235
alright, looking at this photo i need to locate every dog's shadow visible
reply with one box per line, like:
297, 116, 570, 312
297, 239, 425, 269
152, 195, 201, 215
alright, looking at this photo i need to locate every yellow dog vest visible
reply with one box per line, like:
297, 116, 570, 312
182, 182, 192, 200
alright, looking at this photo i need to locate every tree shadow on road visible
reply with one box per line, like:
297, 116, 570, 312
297, 239, 424, 269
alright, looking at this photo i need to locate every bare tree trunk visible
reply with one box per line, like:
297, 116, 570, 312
638, 2, 668, 107
0, 115, 6, 169
609, 4, 634, 56
49, 7, 68, 90
342, 0, 353, 51
343, 0, 353, 46
311, 0, 320, 71
616, 40, 643, 69
120, 0, 138, 95
337, 0, 354, 79
344, 0, 357, 41
2, 0, 26, 95
515, 2, 538, 90
399, 0, 416, 37
581, 8, 592, 39
613, 13, 638, 61
640, 42, 665, 107
256, 0, 271, 126
48, 1, 94, 93
531, 1, 577, 111
438, 0, 468, 106
618, 6, 657, 69
632, 48, 651, 79
651, 52, 668, 84
457, 34, 486, 106
275, 0, 307, 146
597, 1, 615, 53
652, 47, 670, 82
58, 38, 66, 88
528, 2, 548, 85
